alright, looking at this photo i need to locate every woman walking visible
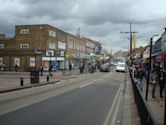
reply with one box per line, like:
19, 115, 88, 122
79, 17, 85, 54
150, 70, 158, 98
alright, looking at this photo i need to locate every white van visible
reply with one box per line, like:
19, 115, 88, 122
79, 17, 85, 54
116, 62, 126, 72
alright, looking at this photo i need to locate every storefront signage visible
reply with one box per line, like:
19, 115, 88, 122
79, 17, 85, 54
161, 31, 166, 51
30, 57, 35, 67
46, 50, 54, 56
76, 52, 80, 57
66, 52, 75, 58
14, 58, 20, 66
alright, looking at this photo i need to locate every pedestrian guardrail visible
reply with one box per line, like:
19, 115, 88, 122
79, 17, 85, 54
129, 71, 159, 125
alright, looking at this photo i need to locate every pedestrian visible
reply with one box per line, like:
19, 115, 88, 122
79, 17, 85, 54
150, 70, 158, 98
138, 67, 145, 91
69, 63, 72, 75
90, 63, 95, 74
158, 67, 165, 98
15, 64, 18, 72
134, 67, 139, 83
40, 66, 44, 76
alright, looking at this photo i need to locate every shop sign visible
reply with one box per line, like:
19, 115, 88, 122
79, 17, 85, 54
161, 31, 166, 51
66, 52, 75, 58
46, 50, 54, 56
14, 58, 20, 66
155, 51, 166, 61
60, 51, 65, 57
143, 47, 150, 59
30, 57, 35, 67
76, 52, 80, 57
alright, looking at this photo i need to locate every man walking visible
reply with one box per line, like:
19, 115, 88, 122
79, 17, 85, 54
158, 67, 165, 98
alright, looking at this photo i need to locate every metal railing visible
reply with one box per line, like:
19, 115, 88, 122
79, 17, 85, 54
129, 71, 159, 125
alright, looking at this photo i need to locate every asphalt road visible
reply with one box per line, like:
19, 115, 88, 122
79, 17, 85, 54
0, 70, 126, 125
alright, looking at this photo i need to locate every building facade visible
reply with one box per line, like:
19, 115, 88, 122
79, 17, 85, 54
0, 24, 101, 71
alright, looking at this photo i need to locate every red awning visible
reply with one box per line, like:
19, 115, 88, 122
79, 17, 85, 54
155, 51, 166, 61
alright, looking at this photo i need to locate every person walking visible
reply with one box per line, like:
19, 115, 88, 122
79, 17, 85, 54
69, 63, 72, 75
150, 70, 158, 98
158, 67, 165, 98
40, 66, 44, 76
15, 64, 18, 72
138, 67, 145, 91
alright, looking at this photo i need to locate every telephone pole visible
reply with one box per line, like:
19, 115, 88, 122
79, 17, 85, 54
120, 22, 137, 54
120, 23, 137, 65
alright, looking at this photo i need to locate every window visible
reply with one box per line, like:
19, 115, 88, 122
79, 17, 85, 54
75, 44, 79, 50
0, 57, 3, 65
68, 41, 74, 49
48, 43, 56, 49
0, 44, 4, 49
14, 58, 20, 66
20, 44, 29, 48
49, 30, 56, 37
20, 29, 29, 34
58, 41, 66, 50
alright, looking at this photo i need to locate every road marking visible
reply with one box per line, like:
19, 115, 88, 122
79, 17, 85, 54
79, 80, 96, 88
103, 83, 124, 125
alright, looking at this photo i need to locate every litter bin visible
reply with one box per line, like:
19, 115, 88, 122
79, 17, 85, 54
30, 70, 39, 84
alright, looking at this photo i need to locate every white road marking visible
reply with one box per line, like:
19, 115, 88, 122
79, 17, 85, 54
103, 83, 124, 125
79, 80, 96, 88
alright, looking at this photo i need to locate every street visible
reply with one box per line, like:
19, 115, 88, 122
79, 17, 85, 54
0, 69, 126, 125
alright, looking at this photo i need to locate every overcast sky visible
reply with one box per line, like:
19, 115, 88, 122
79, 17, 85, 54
0, 0, 166, 53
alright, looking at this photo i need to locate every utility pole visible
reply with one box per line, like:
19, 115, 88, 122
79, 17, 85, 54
120, 23, 137, 54
120, 23, 137, 65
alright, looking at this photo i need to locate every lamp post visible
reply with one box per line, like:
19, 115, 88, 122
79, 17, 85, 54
145, 35, 158, 101
34, 48, 38, 70
49, 51, 52, 76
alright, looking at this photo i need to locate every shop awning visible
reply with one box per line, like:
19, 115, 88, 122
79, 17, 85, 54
155, 51, 166, 61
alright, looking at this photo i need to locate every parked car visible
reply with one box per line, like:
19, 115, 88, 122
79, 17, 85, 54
100, 63, 110, 72
116, 62, 126, 72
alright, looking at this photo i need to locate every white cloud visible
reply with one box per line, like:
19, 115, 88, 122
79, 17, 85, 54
0, 0, 166, 53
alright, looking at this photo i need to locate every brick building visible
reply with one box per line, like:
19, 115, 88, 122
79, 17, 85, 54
0, 24, 101, 71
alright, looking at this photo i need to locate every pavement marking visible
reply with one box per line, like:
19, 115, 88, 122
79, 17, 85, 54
79, 80, 96, 88
103, 83, 124, 125
110, 83, 124, 125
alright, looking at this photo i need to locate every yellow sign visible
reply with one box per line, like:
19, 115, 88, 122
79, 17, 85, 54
66, 51, 75, 57
132, 33, 137, 48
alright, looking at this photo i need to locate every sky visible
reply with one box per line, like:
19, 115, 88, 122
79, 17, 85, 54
0, 0, 166, 53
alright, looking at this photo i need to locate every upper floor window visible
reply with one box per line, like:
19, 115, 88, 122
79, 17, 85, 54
0, 44, 4, 49
20, 44, 29, 48
75, 44, 80, 51
49, 30, 56, 37
68, 41, 74, 49
48, 43, 56, 49
20, 29, 29, 34
0, 57, 3, 66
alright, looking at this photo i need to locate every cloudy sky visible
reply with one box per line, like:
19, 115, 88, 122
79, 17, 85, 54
0, 0, 166, 53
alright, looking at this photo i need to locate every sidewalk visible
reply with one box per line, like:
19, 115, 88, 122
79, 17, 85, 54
122, 72, 140, 125
132, 74, 165, 125
0, 69, 82, 93
141, 80, 165, 125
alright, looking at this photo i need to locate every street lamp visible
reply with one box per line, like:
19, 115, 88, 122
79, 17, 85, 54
34, 48, 38, 70
48, 51, 52, 76
145, 34, 158, 101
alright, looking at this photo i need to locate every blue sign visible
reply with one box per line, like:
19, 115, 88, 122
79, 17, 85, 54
76, 52, 80, 57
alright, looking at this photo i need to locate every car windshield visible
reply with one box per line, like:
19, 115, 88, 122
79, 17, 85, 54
117, 64, 125, 67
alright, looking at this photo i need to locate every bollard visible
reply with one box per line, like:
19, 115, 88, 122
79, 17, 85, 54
20, 77, 24, 86
47, 75, 49, 82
